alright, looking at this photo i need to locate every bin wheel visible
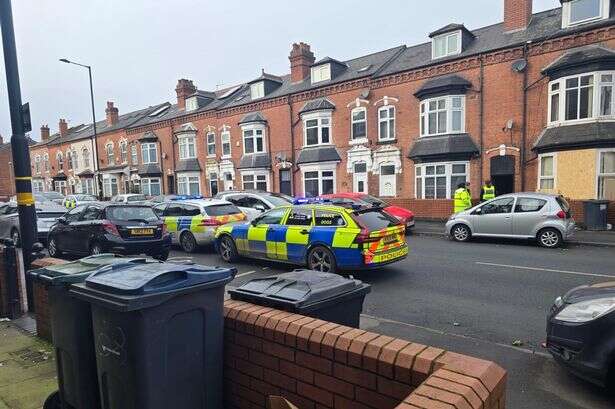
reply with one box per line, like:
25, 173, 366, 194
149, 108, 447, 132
47, 236, 62, 257
537, 228, 562, 248
307, 246, 337, 274
219, 236, 239, 262
43, 391, 61, 409
180, 231, 198, 253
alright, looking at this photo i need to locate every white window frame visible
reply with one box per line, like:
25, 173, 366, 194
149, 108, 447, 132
119, 141, 128, 164
130, 145, 138, 165
302, 111, 332, 147
415, 161, 469, 199
353, 161, 368, 194
432, 31, 461, 59
241, 124, 266, 155
34, 156, 41, 174
32, 179, 44, 193
82, 178, 95, 195
185, 96, 198, 111
141, 142, 158, 164
548, 71, 615, 126
420, 95, 465, 137
66, 150, 73, 170
250, 82, 265, 100
221, 131, 232, 158
597, 148, 615, 199
538, 153, 557, 191
241, 170, 269, 191
311, 64, 331, 84
207, 132, 216, 157
105, 143, 115, 166
178, 134, 196, 159
378, 105, 396, 141
141, 177, 161, 196
300, 162, 337, 197
56, 152, 64, 170
43, 154, 49, 172
379, 162, 397, 197
351, 107, 367, 141
82, 148, 90, 168
177, 172, 201, 195
102, 175, 118, 197
562, 0, 609, 28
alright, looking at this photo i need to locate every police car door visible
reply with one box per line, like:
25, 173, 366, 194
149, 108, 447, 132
283, 208, 313, 263
248, 207, 287, 259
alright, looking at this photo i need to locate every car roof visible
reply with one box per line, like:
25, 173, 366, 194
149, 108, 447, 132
322, 193, 366, 199
277, 204, 353, 213
181, 199, 233, 207
494, 192, 560, 200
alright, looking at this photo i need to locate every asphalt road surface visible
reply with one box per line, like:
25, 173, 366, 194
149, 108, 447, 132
170, 235, 615, 409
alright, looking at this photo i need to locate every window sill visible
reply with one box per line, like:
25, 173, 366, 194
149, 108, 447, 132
221, 155, 232, 160
179, 157, 197, 161
349, 138, 368, 146
377, 139, 397, 145
302, 143, 333, 149
547, 118, 615, 128
207, 155, 217, 159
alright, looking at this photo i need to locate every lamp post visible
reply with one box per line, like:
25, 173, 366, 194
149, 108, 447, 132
59, 58, 102, 198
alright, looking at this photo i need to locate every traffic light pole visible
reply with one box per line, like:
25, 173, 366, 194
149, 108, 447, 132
1, 0, 37, 269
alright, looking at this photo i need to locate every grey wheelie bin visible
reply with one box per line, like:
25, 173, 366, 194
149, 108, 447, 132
583, 200, 610, 230
228, 269, 370, 328
29, 254, 154, 409
70, 262, 236, 409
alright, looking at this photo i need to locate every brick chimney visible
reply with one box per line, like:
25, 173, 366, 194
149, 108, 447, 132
175, 79, 197, 110
40, 125, 50, 141
59, 119, 68, 137
504, 0, 532, 32
289, 42, 315, 83
105, 101, 119, 126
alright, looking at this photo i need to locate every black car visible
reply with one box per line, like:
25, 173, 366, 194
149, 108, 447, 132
47, 203, 171, 260
546, 282, 615, 387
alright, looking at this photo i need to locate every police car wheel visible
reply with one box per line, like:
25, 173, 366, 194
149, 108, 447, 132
220, 236, 238, 262
308, 246, 336, 274
451, 224, 471, 242
180, 232, 198, 253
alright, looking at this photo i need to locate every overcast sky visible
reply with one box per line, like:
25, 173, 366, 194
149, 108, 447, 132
0, 0, 559, 141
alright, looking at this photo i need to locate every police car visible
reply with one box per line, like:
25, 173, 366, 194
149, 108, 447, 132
153, 196, 246, 253
215, 199, 408, 273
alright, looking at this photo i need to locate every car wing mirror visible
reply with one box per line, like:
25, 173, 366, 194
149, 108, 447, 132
254, 204, 266, 212
473, 208, 482, 215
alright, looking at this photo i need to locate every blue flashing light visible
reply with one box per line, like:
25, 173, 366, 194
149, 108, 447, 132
170, 195, 204, 201
292, 197, 332, 205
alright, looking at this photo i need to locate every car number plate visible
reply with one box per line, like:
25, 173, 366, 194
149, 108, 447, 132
383, 235, 397, 245
130, 228, 154, 236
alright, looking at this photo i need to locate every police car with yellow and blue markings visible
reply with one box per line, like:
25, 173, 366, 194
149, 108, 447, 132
215, 198, 408, 273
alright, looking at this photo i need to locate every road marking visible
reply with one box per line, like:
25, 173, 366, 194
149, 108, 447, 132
235, 270, 257, 278
476, 262, 615, 279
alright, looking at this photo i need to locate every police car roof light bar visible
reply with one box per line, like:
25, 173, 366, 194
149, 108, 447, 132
170, 195, 205, 201
293, 197, 332, 205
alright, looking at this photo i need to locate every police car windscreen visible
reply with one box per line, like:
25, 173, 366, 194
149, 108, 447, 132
353, 210, 399, 231
204, 204, 242, 216
107, 206, 158, 222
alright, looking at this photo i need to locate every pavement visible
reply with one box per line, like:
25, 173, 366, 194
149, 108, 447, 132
413, 219, 615, 247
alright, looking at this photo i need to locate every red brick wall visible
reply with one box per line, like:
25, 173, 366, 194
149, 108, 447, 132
0, 247, 7, 317
29, 257, 67, 341
0, 147, 15, 201
224, 300, 507, 409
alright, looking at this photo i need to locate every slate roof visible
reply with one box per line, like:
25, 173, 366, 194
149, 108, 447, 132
533, 122, 615, 152
429, 23, 473, 38
312, 56, 348, 67
414, 74, 472, 99
237, 153, 272, 169
238, 112, 267, 125
408, 134, 479, 161
542, 45, 615, 77
299, 98, 336, 114
248, 72, 283, 84
175, 158, 202, 172
296, 146, 342, 164
138, 163, 163, 175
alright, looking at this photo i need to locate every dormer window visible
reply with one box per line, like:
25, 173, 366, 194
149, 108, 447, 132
432, 31, 461, 59
185, 96, 198, 111
563, 0, 609, 28
311, 64, 331, 84
250, 81, 265, 100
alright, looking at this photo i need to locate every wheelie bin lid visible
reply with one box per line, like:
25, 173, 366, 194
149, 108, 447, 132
70, 263, 236, 311
28, 254, 155, 286
228, 269, 370, 309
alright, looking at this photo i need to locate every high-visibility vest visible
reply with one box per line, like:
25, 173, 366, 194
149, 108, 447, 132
482, 185, 496, 200
454, 188, 472, 213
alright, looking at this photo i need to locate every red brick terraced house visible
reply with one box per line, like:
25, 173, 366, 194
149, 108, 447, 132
26, 0, 615, 220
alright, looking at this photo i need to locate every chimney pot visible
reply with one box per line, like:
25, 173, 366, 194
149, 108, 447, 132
504, 0, 532, 32
289, 42, 315, 83
40, 125, 50, 141
175, 79, 197, 110
105, 101, 119, 126
59, 119, 68, 137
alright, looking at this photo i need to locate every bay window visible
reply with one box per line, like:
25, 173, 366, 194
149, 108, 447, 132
303, 112, 332, 146
102, 176, 118, 197
538, 154, 556, 190
141, 177, 161, 196
178, 135, 196, 159
242, 125, 265, 154
598, 150, 615, 200
207, 132, 216, 156
303, 169, 335, 197
420, 96, 464, 136
378, 106, 395, 141
177, 173, 200, 195
415, 162, 468, 199
221, 131, 231, 157
242, 172, 268, 190
141, 142, 157, 164
351, 107, 367, 140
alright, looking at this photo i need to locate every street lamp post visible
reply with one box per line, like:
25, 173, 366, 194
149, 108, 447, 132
59, 58, 102, 198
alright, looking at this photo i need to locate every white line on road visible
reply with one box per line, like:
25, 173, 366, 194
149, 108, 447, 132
235, 270, 257, 278
476, 262, 615, 279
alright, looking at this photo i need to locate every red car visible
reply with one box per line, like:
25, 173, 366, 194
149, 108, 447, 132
320, 193, 415, 233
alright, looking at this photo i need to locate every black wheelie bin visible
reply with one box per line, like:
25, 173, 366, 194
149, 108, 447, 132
29, 254, 155, 409
70, 262, 236, 409
228, 269, 370, 328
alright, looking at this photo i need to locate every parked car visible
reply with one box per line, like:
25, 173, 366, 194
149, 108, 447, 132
215, 201, 408, 274
61, 194, 97, 208
47, 203, 170, 260
0, 201, 66, 245
153, 198, 245, 252
147, 194, 179, 204
445, 193, 575, 248
321, 193, 415, 233
547, 282, 615, 387
214, 190, 293, 220
40, 191, 65, 205
110, 194, 147, 204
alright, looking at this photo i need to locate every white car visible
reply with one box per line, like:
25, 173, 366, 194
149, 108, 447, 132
110, 194, 147, 204
214, 191, 293, 220
62, 194, 97, 208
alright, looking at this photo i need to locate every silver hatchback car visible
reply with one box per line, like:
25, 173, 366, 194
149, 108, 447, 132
445, 193, 575, 248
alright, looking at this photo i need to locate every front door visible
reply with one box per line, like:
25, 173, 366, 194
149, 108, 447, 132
210, 179, 218, 196
474, 197, 515, 235
223, 173, 234, 191
353, 163, 368, 194
167, 175, 175, 194
491, 155, 515, 195
379, 164, 396, 197
279, 169, 292, 196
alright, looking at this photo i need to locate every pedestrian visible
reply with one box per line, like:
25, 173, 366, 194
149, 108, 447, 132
454, 182, 472, 214
481, 180, 496, 202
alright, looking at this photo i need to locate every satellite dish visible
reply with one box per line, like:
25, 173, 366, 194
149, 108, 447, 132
512, 59, 528, 73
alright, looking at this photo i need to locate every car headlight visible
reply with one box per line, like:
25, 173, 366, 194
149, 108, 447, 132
555, 297, 615, 323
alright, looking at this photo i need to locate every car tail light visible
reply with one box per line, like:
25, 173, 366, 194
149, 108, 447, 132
556, 210, 566, 219
353, 228, 380, 244
102, 220, 120, 236
199, 218, 222, 227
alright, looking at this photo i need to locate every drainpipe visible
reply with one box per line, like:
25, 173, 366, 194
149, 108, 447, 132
479, 55, 485, 187
521, 44, 529, 192
170, 124, 176, 194
265, 121, 273, 191
157, 137, 165, 194
287, 96, 297, 195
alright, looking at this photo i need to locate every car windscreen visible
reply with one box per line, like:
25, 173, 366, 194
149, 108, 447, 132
204, 204, 242, 216
353, 209, 399, 230
127, 195, 146, 202
38, 212, 66, 220
76, 195, 96, 201
106, 206, 158, 222
264, 194, 293, 207
360, 195, 388, 207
